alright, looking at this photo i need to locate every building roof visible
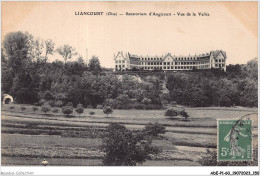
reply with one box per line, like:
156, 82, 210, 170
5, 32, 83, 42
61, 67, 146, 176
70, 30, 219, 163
124, 50, 226, 62
114, 51, 128, 60
210, 50, 227, 59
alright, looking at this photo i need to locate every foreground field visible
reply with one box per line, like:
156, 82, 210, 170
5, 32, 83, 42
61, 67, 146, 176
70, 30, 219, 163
1, 105, 258, 166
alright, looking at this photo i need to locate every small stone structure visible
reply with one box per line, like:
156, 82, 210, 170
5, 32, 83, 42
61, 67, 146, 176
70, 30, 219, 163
2, 94, 14, 104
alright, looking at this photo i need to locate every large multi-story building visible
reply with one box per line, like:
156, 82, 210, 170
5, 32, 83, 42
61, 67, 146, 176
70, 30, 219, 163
114, 50, 227, 71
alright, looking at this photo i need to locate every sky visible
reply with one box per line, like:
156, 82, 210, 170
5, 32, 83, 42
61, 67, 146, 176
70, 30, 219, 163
1, 1, 258, 68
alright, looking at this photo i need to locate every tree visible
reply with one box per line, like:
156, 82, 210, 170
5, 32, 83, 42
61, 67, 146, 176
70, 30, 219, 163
77, 55, 85, 65
88, 56, 102, 74
44, 39, 55, 62
62, 106, 73, 116
33, 38, 44, 62
56, 44, 77, 64
41, 103, 51, 114
75, 103, 84, 116
3, 31, 33, 74
102, 123, 161, 166
10, 71, 39, 104
103, 106, 113, 117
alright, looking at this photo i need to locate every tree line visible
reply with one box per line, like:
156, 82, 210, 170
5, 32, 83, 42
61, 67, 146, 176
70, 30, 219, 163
1, 31, 258, 108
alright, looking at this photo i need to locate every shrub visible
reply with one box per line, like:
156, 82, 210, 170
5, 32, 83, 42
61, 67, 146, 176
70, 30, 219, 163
89, 111, 95, 115
41, 103, 51, 114
103, 106, 113, 117
21, 106, 26, 112
165, 107, 178, 117
54, 100, 63, 107
179, 110, 189, 119
32, 106, 38, 112
143, 123, 166, 137
96, 104, 103, 109
75, 103, 84, 116
52, 108, 59, 113
62, 106, 73, 116
165, 107, 189, 119
9, 106, 15, 112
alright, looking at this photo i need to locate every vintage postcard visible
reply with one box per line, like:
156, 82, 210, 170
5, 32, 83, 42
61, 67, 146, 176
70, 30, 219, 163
1, 1, 258, 175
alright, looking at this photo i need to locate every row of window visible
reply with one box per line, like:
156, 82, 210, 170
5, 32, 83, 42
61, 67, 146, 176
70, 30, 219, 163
215, 64, 225, 67
115, 65, 125, 68
215, 59, 225, 62
116, 58, 223, 64
115, 60, 125, 64
143, 66, 198, 70
141, 61, 210, 66
140, 57, 201, 61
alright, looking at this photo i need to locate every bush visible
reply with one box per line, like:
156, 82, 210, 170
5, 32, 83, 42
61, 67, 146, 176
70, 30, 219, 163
96, 104, 103, 109
21, 106, 26, 112
32, 106, 38, 112
54, 100, 63, 107
165, 107, 178, 117
165, 107, 189, 119
103, 106, 113, 117
62, 106, 73, 116
9, 106, 15, 112
52, 108, 59, 113
143, 123, 166, 137
89, 111, 95, 115
75, 103, 84, 116
179, 110, 189, 119
41, 103, 51, 114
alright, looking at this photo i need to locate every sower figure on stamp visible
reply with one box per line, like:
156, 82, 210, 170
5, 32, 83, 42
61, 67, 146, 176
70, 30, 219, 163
224, 120, 249, 159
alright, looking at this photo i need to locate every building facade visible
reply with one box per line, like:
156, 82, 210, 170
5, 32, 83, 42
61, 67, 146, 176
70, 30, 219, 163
114, 50, 227, 71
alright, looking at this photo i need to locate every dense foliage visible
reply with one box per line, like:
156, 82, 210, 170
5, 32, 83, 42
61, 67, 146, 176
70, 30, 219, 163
166, 62, 258, 107
1, 31, 258, 108
102, 123, 164, 166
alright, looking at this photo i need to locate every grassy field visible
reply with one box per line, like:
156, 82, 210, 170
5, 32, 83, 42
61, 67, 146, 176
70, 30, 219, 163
1, 104, 258, 166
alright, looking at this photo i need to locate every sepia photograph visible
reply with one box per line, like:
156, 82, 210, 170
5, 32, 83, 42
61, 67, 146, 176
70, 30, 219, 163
0, 1, 258, 174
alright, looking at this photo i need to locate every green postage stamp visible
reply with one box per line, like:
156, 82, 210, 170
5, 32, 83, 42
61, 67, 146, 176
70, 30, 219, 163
218, 119, 252, 161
